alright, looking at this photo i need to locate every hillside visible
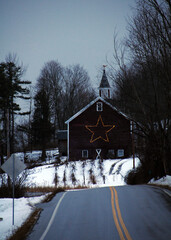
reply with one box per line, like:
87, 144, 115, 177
24, 157, 140, 188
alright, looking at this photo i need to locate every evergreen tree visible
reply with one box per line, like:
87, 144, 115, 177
32, 88, 53, 161
0, 56, 31, 155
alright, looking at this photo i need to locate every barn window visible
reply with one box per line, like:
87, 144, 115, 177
108, 149, 115, 155
117, 149, 124, 157
82, 150, 88, 158
96, 102, 103, 112
108, 149, 115, 158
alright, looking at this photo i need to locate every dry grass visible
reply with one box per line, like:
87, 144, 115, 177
42, 188, 65, 203
148, 183, 171, 191
25, 185, 88, 194
25, 186, 60, 193
7, 208, 42, 240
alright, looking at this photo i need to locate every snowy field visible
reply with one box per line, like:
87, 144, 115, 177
24, 157, 140, 188
0, 152, 171, 240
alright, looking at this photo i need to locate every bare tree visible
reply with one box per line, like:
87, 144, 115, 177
61, 64, 95, 128
37, 60, 64, 131
110, 0, 171, 179
35, 61, 95, 131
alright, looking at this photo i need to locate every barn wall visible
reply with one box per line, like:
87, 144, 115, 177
68, 100, 132, 160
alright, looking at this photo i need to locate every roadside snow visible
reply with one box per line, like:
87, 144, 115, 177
0, 195, 47, 240
148, 175, 171, 187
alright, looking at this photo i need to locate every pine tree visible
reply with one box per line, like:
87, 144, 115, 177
0, 57, 31, 155
31, 88, 53, 161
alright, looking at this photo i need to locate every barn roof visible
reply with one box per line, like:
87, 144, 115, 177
65, 96, 130, 124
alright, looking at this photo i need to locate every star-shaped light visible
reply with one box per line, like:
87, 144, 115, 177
85, 115, 115, 143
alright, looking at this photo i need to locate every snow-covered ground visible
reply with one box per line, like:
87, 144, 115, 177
24, 157, 140, 188
0, 195, 48, 240
149, 175, 171, 187
15, 148, 59, 163
0, 152, 170, 240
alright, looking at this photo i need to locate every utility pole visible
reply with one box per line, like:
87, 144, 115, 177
6, 109, 10, 159
131, 121, 135, 169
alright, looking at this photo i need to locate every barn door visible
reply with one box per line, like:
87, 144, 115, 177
96, 149, 101, 159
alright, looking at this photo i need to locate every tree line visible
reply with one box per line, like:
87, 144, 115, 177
30, 61, 95, 160
0, 58, 95, 163
0, 54, 31, 163
109, 0, 171, 181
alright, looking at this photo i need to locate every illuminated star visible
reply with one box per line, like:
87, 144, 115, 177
85, 115, 115, 143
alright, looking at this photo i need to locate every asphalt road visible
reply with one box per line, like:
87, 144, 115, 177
27, 185, 171, 240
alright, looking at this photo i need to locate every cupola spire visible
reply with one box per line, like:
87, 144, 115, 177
99, 65, 111, 99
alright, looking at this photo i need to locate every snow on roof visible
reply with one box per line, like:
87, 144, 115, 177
65, 96, 130, 124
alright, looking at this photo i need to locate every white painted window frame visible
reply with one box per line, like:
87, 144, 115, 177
117, 149, 124, 157
82, 150, 88, 158
96, 102, 103, 112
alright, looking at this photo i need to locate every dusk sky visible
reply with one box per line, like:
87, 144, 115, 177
1, 0, 136, 92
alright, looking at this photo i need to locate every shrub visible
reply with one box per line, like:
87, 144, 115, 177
0, 184, 26, 198
125, 164, 151, 185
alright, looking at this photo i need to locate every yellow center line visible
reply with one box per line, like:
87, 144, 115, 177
110, 187, 125, 240
110, 187, 133, 240
113, 187, 132, 240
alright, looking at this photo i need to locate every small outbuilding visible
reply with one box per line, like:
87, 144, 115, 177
57, 130, 67, 156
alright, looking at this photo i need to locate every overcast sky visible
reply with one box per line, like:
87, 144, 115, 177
1, 0, 136, 92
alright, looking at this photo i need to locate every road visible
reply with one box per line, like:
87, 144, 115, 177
27, 185, 171, 240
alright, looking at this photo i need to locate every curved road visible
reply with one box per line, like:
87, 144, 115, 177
27, 185, 171, 240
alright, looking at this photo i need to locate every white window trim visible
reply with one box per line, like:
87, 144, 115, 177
96, 102, 103, 112
117, 149, 124, 157
82, 150, 88, 158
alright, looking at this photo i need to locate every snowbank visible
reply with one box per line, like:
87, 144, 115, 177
149, 175, 171, 187
0, 195, 47, 240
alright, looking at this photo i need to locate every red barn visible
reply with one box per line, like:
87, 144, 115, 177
65, 96, 132, 160
65, 68, 132, 160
